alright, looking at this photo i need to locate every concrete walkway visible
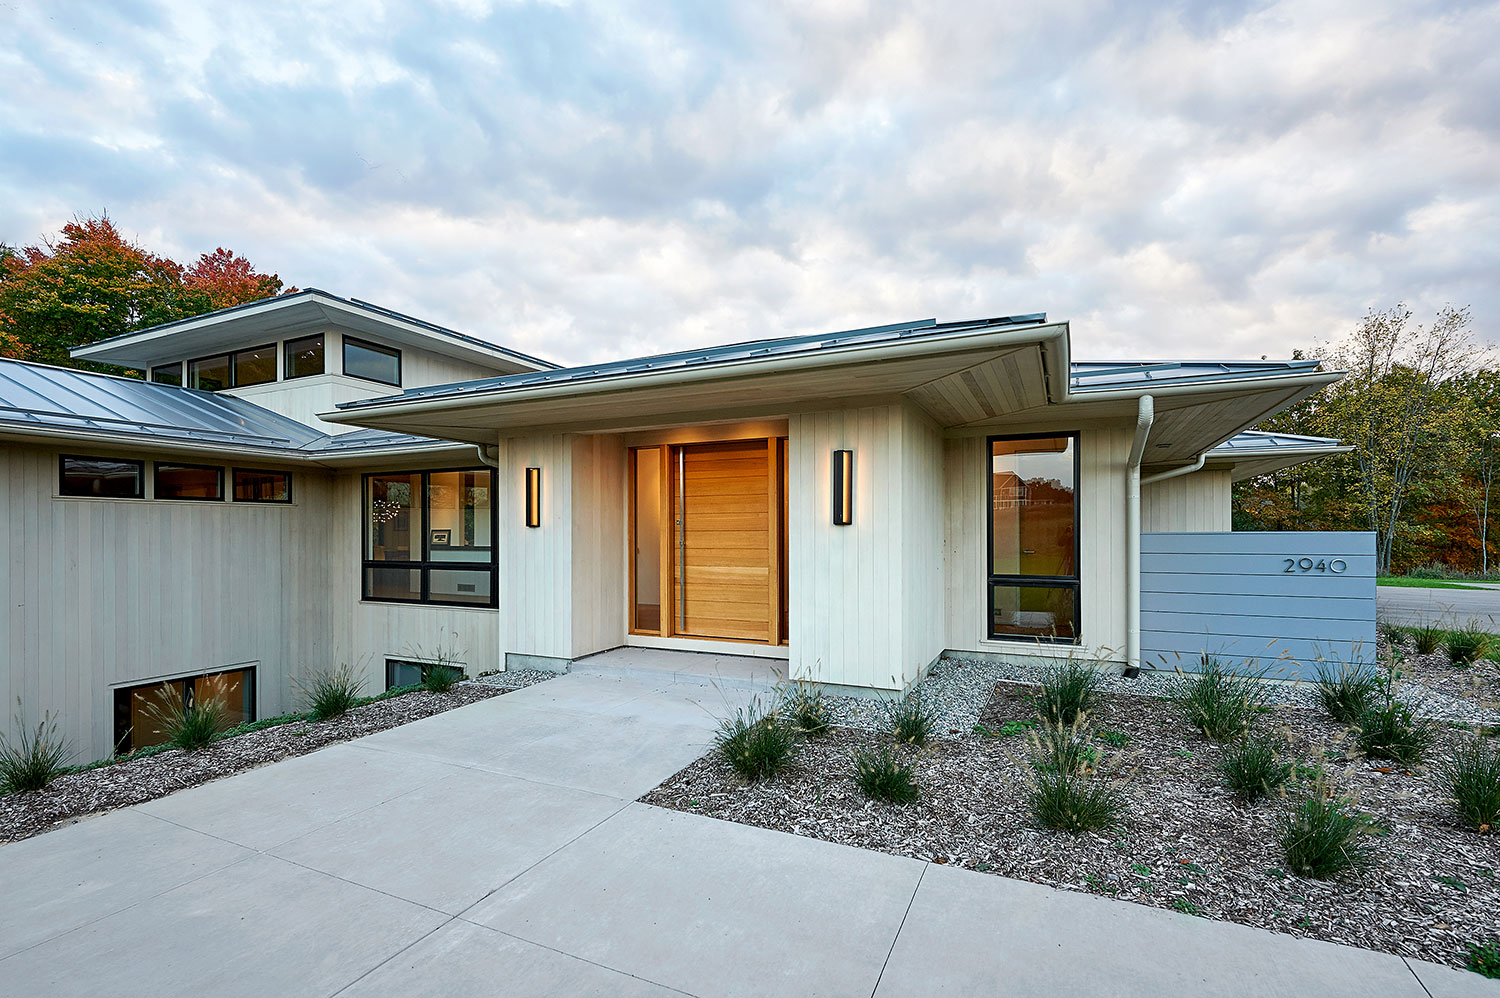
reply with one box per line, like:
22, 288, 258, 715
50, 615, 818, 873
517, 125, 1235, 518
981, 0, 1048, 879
1, 664, 1493, 997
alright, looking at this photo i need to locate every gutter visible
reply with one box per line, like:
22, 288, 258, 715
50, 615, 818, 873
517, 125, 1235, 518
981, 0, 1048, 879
1124, 395, 1154, 678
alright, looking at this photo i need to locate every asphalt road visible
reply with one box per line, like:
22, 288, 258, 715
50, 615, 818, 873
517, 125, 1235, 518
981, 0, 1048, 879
1376, 583, 1500, 628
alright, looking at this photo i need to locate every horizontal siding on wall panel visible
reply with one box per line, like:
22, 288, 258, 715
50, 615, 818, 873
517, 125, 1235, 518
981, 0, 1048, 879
1142, 633, 1350, 676
1140, 531, 1376, 678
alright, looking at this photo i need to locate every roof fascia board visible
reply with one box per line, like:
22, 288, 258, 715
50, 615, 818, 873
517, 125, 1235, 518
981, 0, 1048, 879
1063, 368, 1345, 402
320, 321, 1070, 425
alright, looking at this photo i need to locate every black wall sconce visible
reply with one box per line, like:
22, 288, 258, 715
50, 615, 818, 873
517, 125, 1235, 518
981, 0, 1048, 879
525, 467, 541, 527
832, 449, 853, 525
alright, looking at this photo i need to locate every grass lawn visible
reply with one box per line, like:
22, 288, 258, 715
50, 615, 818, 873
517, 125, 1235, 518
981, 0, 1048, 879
1377, 576, 1481, 590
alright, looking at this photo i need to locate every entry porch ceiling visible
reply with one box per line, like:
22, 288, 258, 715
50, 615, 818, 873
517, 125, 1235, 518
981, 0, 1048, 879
322, 333, 1064, 444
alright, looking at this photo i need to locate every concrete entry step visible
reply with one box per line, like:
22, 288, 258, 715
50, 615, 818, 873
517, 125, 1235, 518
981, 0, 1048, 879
569, 647, 787, 693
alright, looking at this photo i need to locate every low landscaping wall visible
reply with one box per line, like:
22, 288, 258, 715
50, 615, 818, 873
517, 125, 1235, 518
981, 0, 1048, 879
1140, 530, 1376, 679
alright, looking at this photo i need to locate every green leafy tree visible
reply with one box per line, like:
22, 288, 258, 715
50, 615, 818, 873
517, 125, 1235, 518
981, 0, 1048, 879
0, 214, 286, 369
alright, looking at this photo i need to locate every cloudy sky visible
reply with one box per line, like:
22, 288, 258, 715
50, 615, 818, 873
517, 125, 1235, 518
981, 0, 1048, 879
3, 0, 1497, 366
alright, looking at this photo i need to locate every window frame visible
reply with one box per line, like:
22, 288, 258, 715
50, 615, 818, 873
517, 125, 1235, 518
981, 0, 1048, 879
342, 335, 402, 387
150, 362, 184, 386
112, 666, 257, 754
187, 352, 232, 391
985, 431, 1082, 644
58, 454, 146, 499
232, 467, 293, 504
283, 334, 325, 380
361, 466, 498, 608
230, 342, 278, 387
154, 462, 226, 502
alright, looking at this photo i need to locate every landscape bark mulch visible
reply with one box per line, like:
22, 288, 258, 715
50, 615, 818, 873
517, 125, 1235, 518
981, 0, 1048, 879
642, 682, 1499, 972
0, 684, 506, 844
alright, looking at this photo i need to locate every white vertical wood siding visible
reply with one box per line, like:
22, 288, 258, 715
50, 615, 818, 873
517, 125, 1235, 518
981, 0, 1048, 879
569, 434, 626, 658
787, 403, 944, 691
497, 434, 575, 662
1, 443, 337, 762
1142, 470, 1231, 532
944, 424, 1130, 664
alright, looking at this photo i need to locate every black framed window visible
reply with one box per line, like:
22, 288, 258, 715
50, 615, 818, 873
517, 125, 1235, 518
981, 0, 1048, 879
59, 455, 145, 498
987, 433, 1080, 642
343, 336, 401, 386
189, 354, 230, 391
233, 468, 292, 503
364, 467, 496, 607
113, 666, 255, 753
156, 463, 224, 501
232, 344, 277, 386
150, 363, 183, 386
284, 334, 324, 379
385, 658, 465, 691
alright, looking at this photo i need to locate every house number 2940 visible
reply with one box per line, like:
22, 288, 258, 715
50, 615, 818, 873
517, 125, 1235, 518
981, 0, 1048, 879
1283, 558, 1347, 574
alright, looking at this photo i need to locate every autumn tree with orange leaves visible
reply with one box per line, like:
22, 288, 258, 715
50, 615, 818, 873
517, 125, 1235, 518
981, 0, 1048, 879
0, 214, 289, 369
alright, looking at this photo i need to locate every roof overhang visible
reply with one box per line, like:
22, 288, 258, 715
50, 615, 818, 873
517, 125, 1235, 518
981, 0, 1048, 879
1204, 434, 1353, 481
318, 320, 1073, 445
69, 289, 555, 374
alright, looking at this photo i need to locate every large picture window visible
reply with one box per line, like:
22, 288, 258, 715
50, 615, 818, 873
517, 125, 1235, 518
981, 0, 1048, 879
987, 433, 1079, 642
364, 468, 496, 606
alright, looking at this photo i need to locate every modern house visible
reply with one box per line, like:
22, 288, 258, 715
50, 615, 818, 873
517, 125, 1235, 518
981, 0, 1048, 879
1, 290, 1359, 761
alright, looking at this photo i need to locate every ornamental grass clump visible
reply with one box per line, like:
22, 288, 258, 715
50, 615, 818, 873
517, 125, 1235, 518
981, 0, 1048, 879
716, 699, 798, 782
422, 664, 465, 694
783, 682, 831, 737
141, 679, 231, 751
886, 695, 935, 747
1035, 657, 1106, 726
1169, 656, 1270, 741
1219, 736, 1293, 802
1356, 670, 1438, 765
1445, 624, 1492, 667
1030, 718, 1099, 776
0, 701, 72, 794
1313, 661, 1380, 725
850, 746, 919, 804
1439, 735, 1500, 831
1019, 721, 1126, 833
1278, 780, 1376, 879
299, 663, 366, 721
1411, 622, 1444, 655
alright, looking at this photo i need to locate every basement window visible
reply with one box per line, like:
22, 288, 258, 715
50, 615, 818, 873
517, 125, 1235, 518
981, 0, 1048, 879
113, 667, 255, 753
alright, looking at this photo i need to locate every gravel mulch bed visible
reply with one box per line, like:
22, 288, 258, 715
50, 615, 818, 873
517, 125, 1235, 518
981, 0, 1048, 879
0, 681, 520, 844
644, 681, 1500, 972
472, 668, 564, 690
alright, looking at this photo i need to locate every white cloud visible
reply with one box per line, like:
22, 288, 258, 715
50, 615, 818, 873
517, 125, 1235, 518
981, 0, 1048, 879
0, 0, 1496, 366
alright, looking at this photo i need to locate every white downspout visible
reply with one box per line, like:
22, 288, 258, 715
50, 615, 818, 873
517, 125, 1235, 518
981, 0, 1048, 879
1142, 452, 1207, 487
1125, 395, 1154, 677
475, 444, 501, 469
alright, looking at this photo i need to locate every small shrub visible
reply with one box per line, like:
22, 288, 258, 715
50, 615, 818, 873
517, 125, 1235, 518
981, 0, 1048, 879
1313, 662, 1380, 725
422, 664, 465, 694
1030, 720, 1099, 775
1445, 625, 1492, 667
1356, 698, 1438, 765
1467, 939, 1500, 979
1170, 657, 1270, 741
300, 663, 366, 720
716, 699, 798, 781
1023, 767, 1125, 833
141, 682, 229, 751
850, 746, 918, 803
1411, 622, 1444, 655
1219, 737, 1293, 802
886, 695, 935, 746
1098, 729, 1131, 748
1035, 657, 1106, 725
0, 701, 73, 794
1278, 783, 1375, 879
1440, 735, 1500, 831
783, 682, 831, 737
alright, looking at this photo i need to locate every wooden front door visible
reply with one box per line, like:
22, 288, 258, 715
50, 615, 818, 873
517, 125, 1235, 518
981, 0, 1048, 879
673, 439, 779, 642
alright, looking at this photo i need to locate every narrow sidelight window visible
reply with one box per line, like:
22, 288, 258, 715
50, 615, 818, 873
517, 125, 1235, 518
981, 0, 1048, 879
987, 433, 1080, 642
630, 447, 663, 633
59, 455, 145, 498
284, 334, 324, 379
233, 468, 292, 503
343, 336, 401, 386
156, 463, 224, 501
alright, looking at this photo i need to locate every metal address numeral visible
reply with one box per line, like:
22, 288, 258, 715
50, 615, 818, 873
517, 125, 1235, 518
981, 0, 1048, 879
1282, 558, 1349, 574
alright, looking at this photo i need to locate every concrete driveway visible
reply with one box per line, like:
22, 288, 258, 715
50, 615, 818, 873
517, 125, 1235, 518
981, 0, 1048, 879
1, 658, 1492, 997
1378, 583, 1500, 629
